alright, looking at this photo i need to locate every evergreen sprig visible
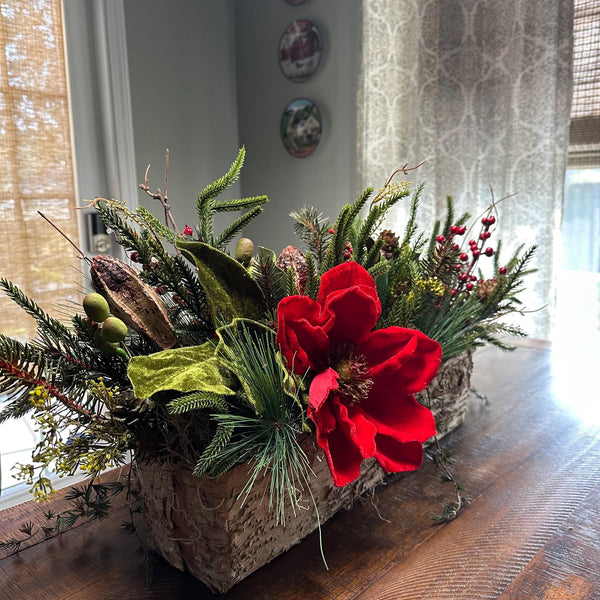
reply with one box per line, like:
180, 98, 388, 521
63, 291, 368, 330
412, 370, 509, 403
193, 319, 312, 524
249, 248, 287, 316
167, 391, 229, 415
289, 206, 332, 265
195, 147, 269, 249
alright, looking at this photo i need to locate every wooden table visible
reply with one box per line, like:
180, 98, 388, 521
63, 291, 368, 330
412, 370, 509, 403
2, 342, 600, 599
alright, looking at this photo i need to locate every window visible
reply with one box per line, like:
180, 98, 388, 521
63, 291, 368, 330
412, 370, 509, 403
0, 0, 80, 341
556, 0, 600, 351
0, 0, 79, 500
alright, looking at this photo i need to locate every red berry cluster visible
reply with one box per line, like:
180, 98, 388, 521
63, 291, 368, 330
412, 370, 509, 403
343, 241, 354, 260
436, 213, 508, 299
325, 227, 353, 261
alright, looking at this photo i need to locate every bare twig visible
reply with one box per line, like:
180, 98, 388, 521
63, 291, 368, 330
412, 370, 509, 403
38, 212, 91, 263
371, 160, 427, 205
138, 149, 180, 235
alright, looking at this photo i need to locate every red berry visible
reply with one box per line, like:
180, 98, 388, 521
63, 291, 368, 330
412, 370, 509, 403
485, 247, 494, 256
469, 239, 478, 247
450, 225, 458, 234
182, 225, 193, 236
450, 289, 458, 297
460, 253, 468, 261
459, 273, 468, 282
470, 275, 477, 281
452, 243, 460, 250
472, 249, 481, 257
329, 228, 335, 234
499, 266, 507, 275
457, 226, 466, 235
436, 235, 446, 243
488, 215, 496, 225
482, 217, 490, 226
466, 282, 474, 291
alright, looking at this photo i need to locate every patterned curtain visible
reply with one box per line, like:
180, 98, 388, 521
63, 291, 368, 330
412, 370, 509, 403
357, 0, 574, 339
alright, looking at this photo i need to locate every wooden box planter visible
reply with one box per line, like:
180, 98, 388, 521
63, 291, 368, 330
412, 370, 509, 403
136, 351, 473, 593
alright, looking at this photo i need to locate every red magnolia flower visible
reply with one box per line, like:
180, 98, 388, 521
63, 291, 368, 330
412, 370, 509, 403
276, 262, 442, 487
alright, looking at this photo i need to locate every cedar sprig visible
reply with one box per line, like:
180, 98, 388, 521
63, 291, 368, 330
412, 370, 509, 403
304, 252, 320, 300
192, 420, 235, 477
195, 147, 269, 249
167, 391, 229, 416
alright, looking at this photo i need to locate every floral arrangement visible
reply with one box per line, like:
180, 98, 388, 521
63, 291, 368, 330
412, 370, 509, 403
0, 148, 535, 548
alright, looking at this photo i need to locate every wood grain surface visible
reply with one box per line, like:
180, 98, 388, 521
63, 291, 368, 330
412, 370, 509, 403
1, 342, 599, 600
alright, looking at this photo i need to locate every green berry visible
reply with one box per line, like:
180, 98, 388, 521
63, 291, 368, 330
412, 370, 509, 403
101, 316, 128, 343
82, 292, 110, 322
94, 328, 118, 355
235, 237, 254, 266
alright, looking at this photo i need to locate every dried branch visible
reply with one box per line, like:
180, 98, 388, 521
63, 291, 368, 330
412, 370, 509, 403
138, 149, 180, 235
371, 160, 426, 205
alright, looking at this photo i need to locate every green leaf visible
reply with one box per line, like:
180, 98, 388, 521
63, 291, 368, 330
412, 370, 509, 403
127, 342, 234, 400
176, 240, 267, 325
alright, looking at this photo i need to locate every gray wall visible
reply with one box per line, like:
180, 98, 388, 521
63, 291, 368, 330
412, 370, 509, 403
123, 0, 240, 231
67, 0, 361, 253
234, 0, 362, 254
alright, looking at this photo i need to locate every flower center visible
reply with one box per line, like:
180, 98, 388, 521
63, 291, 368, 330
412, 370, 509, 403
329, 344, 373, 405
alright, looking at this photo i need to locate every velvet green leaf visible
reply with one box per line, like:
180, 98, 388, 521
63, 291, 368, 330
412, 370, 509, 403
127, 342, 234, 400
176, 240, 267, 325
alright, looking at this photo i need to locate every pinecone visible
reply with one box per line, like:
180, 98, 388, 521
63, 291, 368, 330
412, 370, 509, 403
476, 278, 499, 300
380, 229, 399, 259
277, 245, 308, 294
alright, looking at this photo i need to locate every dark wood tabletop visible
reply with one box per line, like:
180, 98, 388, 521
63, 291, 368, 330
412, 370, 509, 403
2, 341, 599, 600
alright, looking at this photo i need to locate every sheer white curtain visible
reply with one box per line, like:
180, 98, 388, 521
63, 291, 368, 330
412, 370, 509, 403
357, 0, 574, 339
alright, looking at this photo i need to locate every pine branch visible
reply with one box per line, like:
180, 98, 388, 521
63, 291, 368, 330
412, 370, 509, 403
136, 206, 180, 246
290, 206, 331, 265
249, 248, 287, 314
0, 279, 75, 344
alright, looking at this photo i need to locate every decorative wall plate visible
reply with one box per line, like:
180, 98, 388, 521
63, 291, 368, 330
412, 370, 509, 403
280, 98, 322, 158
278, 19, 323, 83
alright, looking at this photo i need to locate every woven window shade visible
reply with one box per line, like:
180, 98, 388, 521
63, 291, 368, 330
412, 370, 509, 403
569, 0, 600, 166
0, 1, 80, 340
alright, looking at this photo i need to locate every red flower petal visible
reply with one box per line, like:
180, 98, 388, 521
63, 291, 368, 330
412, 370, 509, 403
321, 417, 365, 486
276, 295, 331, 374
374, 437, 425, 473
317, 262, 378, 306
336, 401, 377, 459
361, 327, 442, 393
322, 285, 381, 346
318, 397, 376, 487
308, 368, 339, 414
359, 383, 437, 443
